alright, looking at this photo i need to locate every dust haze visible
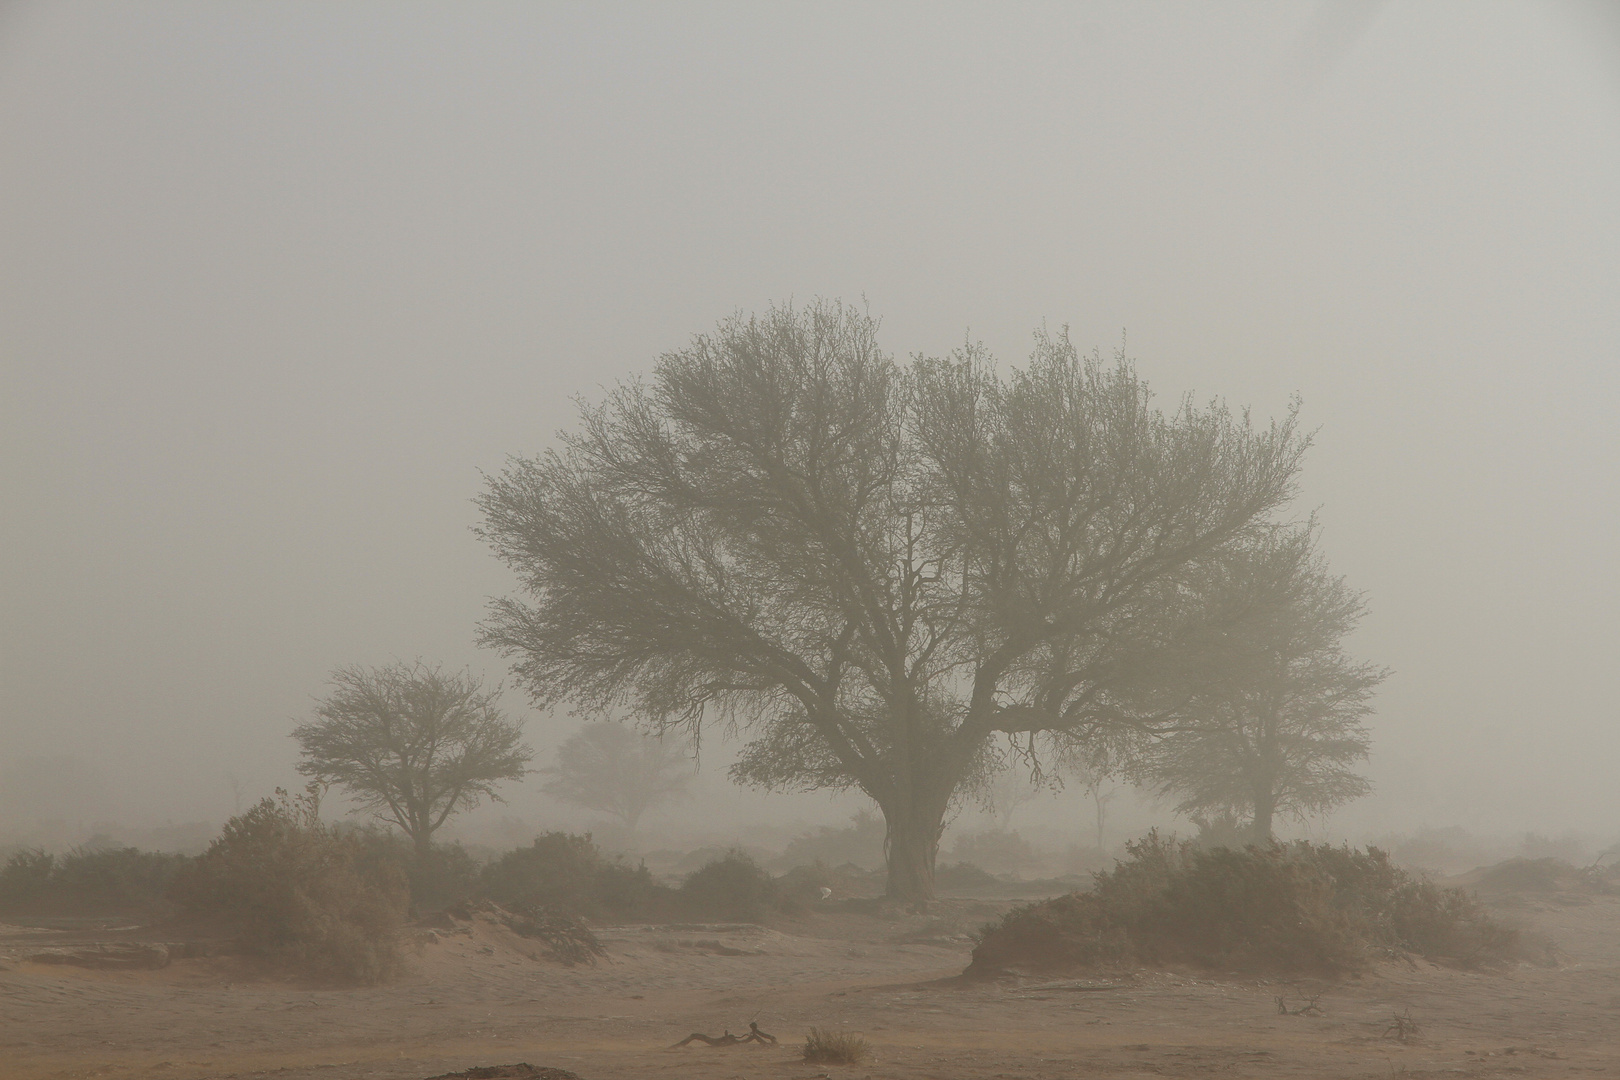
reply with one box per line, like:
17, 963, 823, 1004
4, 3, 1620, 1078
5, 1, 1616, 848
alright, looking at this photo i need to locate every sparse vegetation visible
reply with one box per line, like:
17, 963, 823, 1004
949, 828, 1038, 874
968, 832, 1520, 978
403, 839, 481, 912
498, 901, 606, 965
678, 849, 787, 921
0, 844, 188, 917
803, 1026, 869, 1065
774, 811, 886, 871
344, 830, 483, 915
934, 861, 1004, 891
480, 831, 669, 918
169, 787, 409, 984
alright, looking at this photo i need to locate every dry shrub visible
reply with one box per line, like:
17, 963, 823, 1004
352, 832, 479, 915
1383, 877, 1518, 963
776, 810, 885, 871
1472, 856, 1581, 895
803, 1027, 869, 1064
775, 860, 836, 901
0, 845, 189, 917
500, 901, 606, 965
935, 861, 1005, 892
169, 787, 408, 984
480, 832, 669, 918
968, 832, 1519, 979
482, 832, 601, 911
949, 829, 1038, 874
679, 849, 788, 921
0, 849, 54, 912
776, 860, 885, 902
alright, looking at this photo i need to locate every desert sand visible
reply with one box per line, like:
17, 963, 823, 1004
4, 886, 1619, 1080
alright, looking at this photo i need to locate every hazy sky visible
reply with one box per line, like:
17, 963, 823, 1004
2, 2, 1617, 841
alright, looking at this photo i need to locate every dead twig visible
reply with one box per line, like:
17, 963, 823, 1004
1384, 1009, 1419, 1043
1274, 993, 1323, 1016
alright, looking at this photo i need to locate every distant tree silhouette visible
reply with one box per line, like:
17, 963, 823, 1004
982, 765, 1044, 831
540, 721, 693, 830
1128, 527, 1386, 839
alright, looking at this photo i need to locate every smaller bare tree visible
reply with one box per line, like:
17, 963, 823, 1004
1079, 770, 1119, 850
1127, 527, 1387, 840
541, 721, 694, 831
293, 662, 531, 855
982, 761, 1045, 831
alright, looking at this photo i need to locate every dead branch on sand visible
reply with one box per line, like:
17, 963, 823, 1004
1274, 993, 1323, 1016
672, 1021, 777, 1048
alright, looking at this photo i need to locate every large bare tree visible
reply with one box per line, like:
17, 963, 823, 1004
293, 663, 532, 855
478, 301, 1305, 900
1126, 526, 1387, 839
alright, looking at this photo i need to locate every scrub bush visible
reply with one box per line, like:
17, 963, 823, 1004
0, 845, 189, 917
169, 787, 408, 984
679, 849, 785, 921
480, 831, 669, 917
968, 832, 1518, 978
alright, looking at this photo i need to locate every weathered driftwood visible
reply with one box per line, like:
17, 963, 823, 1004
672, 1022, 777, 1048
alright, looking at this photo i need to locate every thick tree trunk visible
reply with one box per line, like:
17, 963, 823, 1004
1251, 789, 1276, 842
879, 797, 947, 904
404, 802, 434, 858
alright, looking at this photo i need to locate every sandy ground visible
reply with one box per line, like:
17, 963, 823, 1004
4, 889, 1619, 1080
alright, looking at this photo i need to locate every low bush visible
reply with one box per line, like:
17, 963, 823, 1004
1472, 856, 1580, 895
775, 860, 835, 899
949, 829, 1038, 874
1189, 812, 1256, 851
776, 860, 885, 902
594, 858, 668, 915
0, 844, 190, 917
482, 831, 603, 912
935, 862, 1003, 892
169, 787, 408, 984
0, 848, 57, 913
480, 831, 671, 918
803, 1027, 869, 1065
500, 900, 607, 965
350, 832, 479, 915
478, 835, 799, 923
679, 849, 787, 921
775, 811, 886, 871
408, 842, 480, 912
968, 832, 1519, 978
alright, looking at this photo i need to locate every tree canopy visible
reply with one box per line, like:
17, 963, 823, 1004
292, 662, 531, 854
478, 300, 1309, 899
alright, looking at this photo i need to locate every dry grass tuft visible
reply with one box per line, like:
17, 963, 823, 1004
803, 1026, 869, 1065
